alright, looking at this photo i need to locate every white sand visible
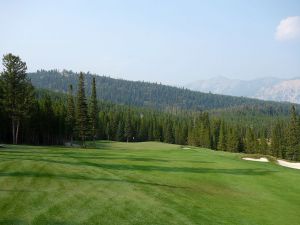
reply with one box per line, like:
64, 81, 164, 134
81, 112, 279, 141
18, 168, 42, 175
182, 147, 191, 150
277, 160, 300, 170
242, 157, 269, 162
242, 157, 300, 170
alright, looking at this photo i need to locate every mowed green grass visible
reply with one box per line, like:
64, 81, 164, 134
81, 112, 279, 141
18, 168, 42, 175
0, 142, 299, 225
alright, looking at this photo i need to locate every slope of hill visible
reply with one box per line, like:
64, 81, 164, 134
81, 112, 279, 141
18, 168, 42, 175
186, 76, 300, 104
0, 142, 299, 225
28, 70, 295, 115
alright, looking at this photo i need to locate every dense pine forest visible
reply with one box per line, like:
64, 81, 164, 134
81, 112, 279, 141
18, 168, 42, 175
28, 70, 298, 114
0, 54, 299, 161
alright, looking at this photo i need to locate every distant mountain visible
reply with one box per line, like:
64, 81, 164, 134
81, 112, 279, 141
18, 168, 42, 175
186, 77, 300, 104
255, 80, 300, 103
27, 70, 295, 115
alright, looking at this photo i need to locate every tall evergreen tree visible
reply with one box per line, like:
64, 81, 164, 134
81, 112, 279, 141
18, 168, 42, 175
124, 111, 133, 142
40, 95, 55, 144
164, 118, 174, 144
287, 105, 299, 160
138, 114, 148, 141
0, 54, 34, 144
89, 77, 98, 141
199, 113, 211, 148
271, 121, 287, 158
217, 121, 227, 151
152, 119, 161, 141
259, 136, 268, 155
211, 119, 221, 149
66, 85, 75, 145
187, 117, 198, 146
75, 73, 89, 146
244, 128, 256, 154
227, 127, 239, 152
116, 121, 125, 141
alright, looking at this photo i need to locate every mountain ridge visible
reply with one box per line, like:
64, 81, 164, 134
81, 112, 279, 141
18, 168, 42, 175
27, 70, 297, 117
185, 76, 300, 103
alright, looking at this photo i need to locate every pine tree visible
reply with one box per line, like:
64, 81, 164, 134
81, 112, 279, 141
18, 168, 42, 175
89, 77, 98, 142
116, 121, 124, 141
124, 111, 133, 142
287, 105, 299, 160
227, 127, 239, 152
217, 121, 227, 151
66, 85, 75, 145
200, 113, 211, 148
153, 122, 162, 141
105, 121, 112, 140
148, 122, 153, 141
41, 95, 55, 144
75, 72, 89, 146
138, 114, 148, 141
211, 119, 221, 150
164, 119, 174, 144
0, 54, 34, 144
271, 121, 287, 158
271, 122, 281, 157
259, 135, 268, 155
187, 117, 198, 146
244, 128, 256, 154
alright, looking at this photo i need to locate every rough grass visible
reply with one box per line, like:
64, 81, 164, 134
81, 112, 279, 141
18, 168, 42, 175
0, 141, 299, 225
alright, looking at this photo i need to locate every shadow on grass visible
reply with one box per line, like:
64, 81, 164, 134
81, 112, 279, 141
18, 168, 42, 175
0, 153, 214, 164
0, 219, 26, 225
0, 189, 48, 193
32, 219, 73, 225
0, 171, 186, 189
0, 155, 277, 176
0, 218, 75, 225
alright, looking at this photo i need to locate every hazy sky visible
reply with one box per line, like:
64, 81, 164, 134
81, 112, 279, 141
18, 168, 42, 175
1, 0, 300, 85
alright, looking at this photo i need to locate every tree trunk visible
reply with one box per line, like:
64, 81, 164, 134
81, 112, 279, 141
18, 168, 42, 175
93, 125, 96, 143
82, 136, 85, 148
16, 120, 20, 145
12, 120, 15, 144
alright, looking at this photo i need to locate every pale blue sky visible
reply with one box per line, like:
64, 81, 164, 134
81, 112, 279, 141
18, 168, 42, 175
0, 0, 300, 85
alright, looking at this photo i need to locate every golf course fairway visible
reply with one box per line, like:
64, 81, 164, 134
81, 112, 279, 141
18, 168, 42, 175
0, 141, 299, 225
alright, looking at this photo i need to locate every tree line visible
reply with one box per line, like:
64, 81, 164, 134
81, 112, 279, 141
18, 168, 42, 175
0, 54, 299, 161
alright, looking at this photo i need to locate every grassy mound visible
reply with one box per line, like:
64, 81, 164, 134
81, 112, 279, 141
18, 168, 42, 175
0, 141, 299, 225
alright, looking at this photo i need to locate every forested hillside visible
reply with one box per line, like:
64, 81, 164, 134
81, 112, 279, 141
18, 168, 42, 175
28, 70, 297, 114
1, 86, 299, 161
1, 56, 299, 161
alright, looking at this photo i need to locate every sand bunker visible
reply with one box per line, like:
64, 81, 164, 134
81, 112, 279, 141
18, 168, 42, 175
242, 157, 300, 170
182, 147, 191, 150
277, 160, 300, 170
242, 157, 269, 162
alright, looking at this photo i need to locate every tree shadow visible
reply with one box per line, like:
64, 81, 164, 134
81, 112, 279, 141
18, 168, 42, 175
0, 219, 26, 225
0, 218, 73, 225
0, 189, 48, 193
0, 172, 186, 189
0, 154, 214, 164
0, 156, 277, 176
33, 219, 74, 225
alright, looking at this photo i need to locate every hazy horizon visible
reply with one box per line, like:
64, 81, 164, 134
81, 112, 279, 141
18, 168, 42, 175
1, 0, 300, 85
